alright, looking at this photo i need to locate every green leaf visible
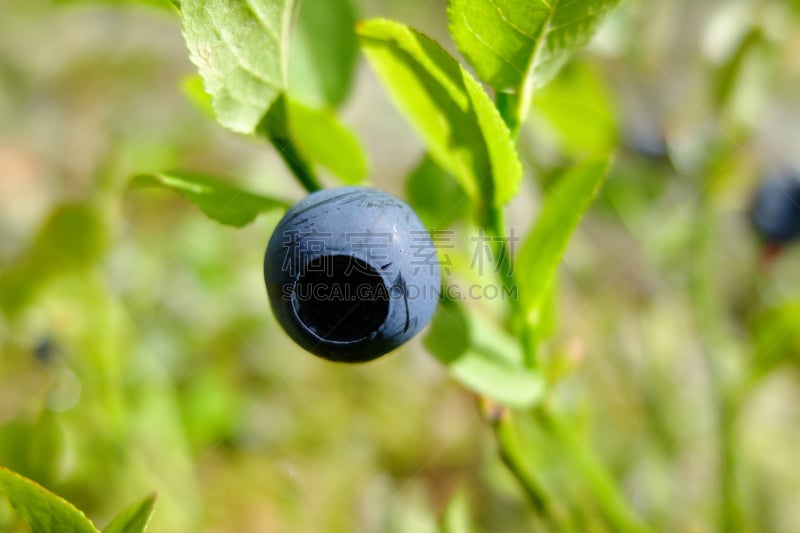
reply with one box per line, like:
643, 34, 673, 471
180, 0, 294, 133
463, 73, 522, 206
357, 19, 522, 218
131, 171, 290, 227
448, 0, 620, 91
517, 160, 609, 329
405, 154, 469, 229
288, 0, 359, 108
531, 61, 619, 156
424, 300, 543, 408
256, 95, 323, 192
0, 467, 99, 533
102, 494, 157, 533
286, 99, 369, 184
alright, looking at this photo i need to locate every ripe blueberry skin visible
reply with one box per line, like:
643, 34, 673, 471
264, 187, 441, 363
750, 172, 800, 245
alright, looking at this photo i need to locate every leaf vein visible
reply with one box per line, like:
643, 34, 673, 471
202, 3, 281, 90
241, 0, 281, 43
483, 0, 536, 40
545, 9, 606, 36
462, 15, 524, 75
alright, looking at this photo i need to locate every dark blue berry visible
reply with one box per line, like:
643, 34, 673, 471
750, 172, 800, 244
264, 187, 441, 363
33, 337, 58, 364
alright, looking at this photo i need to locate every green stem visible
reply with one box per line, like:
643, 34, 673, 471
258, 94, 324, 194
493, 69, 647, 531
496, 0, 557, 135
485, 195, 648, 532
486, 205, 538, 368
486, 208, 517, 307
484, 402, 566, 530
690, 198, 743, 532
537, 408, 655, 533
271, 137, 323, 194
493, 90, 539, 367
495, 414, 552, 513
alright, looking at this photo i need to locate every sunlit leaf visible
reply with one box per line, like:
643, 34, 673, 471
288, 0, 359, 108
0, 467, 99, 533
405, 154, 469, 229
131, 171, 290, 227
287, 99, 369, 184
531, 61, 619, 156
102, 494, 157, 533
424, 299, 544, 407
181, 0, 294, 133
357, 19, 521, 218
463, 71, 523, 206
448, 0, 620, 91
517, 160, 609, 329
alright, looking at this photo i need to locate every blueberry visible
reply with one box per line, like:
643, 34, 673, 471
264, 187, 441, 362
750, 171, 800, 245
33, 336, 58, 364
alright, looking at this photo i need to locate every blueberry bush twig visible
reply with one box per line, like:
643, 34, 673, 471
138, 0, 647, 529
481, 28, 653, 527
355, 3, 653, 531
479, 399, 560, 525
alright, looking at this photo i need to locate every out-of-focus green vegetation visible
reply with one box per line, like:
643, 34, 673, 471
2, 0, 800, 531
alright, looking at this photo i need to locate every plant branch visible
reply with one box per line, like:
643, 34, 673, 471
486, 206, 537, 368
536, 407, 655, 533
258, 95, 323, 194
481, 399, 564, 529
690, 196, 743, 532
271, 137, 323, 194
491, 71, 649, 532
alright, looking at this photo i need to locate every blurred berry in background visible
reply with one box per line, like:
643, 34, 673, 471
751, 170, 800, 245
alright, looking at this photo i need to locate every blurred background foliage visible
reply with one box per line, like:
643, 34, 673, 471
2, 0, 800, 531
